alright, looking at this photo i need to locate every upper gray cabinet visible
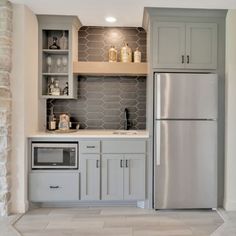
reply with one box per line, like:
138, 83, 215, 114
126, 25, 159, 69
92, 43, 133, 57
37, 15, 81, 99
185, 23, 217, 69
153, 21, 217, 69
153, 22, 185, 69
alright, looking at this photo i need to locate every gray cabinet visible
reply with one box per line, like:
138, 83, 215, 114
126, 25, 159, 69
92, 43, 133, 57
102, 154, 145, 201
124, 154, 145, 200
102, 154, 124, 200
37, 16, 81, 99
80, 154, 100, 200
153, 22, 185, 69
29, 172, 79, 202
153, 22, 217, 69
185, 23, 217, 69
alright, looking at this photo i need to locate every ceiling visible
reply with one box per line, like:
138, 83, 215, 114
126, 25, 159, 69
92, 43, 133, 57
10, 0, 235, 27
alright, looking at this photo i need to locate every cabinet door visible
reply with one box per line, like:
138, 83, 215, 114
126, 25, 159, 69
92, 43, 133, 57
185, 23, 217, 69
124, 154, 145, 200
102, 154, 124, 200
80, 154, 100, 200
153, 22, 185, 69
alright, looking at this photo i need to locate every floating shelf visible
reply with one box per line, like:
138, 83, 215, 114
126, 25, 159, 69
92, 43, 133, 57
43, 49, 69, 54
42, 73, 68, 76
73, 61, 148, 76
41, 95, 70, 99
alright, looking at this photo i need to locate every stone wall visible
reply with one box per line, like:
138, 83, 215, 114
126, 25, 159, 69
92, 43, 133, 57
0, 0, 12, 216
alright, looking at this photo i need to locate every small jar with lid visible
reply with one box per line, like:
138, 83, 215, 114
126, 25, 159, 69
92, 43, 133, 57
108, 46, 117, 62
134, 47, 141, 63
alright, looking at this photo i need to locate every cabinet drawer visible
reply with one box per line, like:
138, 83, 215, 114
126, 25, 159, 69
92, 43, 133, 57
29, 173, 79, 202
80, 141, 100, 154
102, 141, 146, 154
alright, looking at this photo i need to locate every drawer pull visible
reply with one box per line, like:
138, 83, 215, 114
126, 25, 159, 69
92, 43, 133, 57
86, 146, 95, 148
49, 185, 60, 189
96, 160, 100, 168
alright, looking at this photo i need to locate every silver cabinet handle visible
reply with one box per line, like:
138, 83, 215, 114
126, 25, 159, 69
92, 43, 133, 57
49, 186, 59, 189
96, 160, 100, 168
125, 160, 129, 168
187, 55, 190, 64
86, 145, 95, 148
120, 160, 123, 168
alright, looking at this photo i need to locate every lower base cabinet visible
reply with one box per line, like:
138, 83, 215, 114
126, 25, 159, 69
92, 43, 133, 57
29, 172, 79, 202
102, 154, 145, 200
124, 154, 146, 200
102, 154, 124, 200
80, 154, 100, 200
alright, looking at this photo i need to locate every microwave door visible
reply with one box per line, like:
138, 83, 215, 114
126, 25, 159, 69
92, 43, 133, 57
36, 148, 64, 166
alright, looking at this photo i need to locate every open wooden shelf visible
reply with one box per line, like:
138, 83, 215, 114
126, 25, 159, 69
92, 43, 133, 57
73, 61, 148, 76
42, 73, 68, 76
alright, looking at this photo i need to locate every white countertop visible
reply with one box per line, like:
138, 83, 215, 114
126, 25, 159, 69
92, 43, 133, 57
28, 129, 149, 139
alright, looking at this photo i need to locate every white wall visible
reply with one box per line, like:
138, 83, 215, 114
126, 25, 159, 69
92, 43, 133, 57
224, 10, 236, 211
11, 4, 39, 213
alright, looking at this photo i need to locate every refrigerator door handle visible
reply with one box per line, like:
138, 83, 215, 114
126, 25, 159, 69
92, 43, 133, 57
155, 73, 161, 119
155, 121, 161, 166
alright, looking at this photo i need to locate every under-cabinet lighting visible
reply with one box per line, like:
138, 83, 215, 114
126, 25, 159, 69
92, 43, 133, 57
105, 16, 117, 23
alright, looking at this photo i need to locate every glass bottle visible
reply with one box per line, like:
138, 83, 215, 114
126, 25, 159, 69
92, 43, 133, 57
108, 46, 117, 62
49, 37, 60, 50
59, 31, 68, 50
51, 79, 61, 96
48, 77, 55, 95
120, 42, 132, 63
134, 47, 141, 63
63, 82, 69, 96
48, 107, 56, 131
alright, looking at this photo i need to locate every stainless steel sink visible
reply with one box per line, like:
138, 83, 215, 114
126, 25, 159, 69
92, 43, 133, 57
112, 130, 138, 135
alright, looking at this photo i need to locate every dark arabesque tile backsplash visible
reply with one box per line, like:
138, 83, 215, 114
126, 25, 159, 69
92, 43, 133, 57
47, 26, 147, 130
78, 26, 146, 62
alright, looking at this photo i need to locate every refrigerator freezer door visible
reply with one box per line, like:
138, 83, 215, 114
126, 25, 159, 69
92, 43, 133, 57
155, 73, 218, 119
154, 120, 217, 209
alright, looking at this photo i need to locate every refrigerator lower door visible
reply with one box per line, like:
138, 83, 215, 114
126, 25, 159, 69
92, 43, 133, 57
154, 120, 217, 209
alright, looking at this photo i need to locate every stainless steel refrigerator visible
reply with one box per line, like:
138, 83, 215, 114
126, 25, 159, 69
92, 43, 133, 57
154, 73, 218, 209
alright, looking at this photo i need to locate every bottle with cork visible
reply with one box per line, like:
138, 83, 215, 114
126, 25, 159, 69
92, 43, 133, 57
108, 46, 117, 62
134, 47, 141, 63
120, 42, 132, 63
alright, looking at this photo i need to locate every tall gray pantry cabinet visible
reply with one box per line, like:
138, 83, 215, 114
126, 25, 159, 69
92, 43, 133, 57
143, 8, 227, 208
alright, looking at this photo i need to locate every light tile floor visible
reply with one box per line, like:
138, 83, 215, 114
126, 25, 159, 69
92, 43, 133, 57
10, 207, 229, 236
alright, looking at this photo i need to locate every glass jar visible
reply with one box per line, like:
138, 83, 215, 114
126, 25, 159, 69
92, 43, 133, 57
108, 46, 117, 62
134, 47, 141, 63
59, 31, 68, 50
120, 42, 132, 63
51, 79, 61, 96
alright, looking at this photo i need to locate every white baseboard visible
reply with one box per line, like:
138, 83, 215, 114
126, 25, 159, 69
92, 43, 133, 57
223, 199, 236, 211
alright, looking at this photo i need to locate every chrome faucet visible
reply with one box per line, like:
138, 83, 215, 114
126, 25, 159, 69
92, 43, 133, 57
124, 108, 130, 130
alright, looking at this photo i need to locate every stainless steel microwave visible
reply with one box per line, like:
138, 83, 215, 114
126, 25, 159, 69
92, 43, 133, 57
32, 142, 78, 169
